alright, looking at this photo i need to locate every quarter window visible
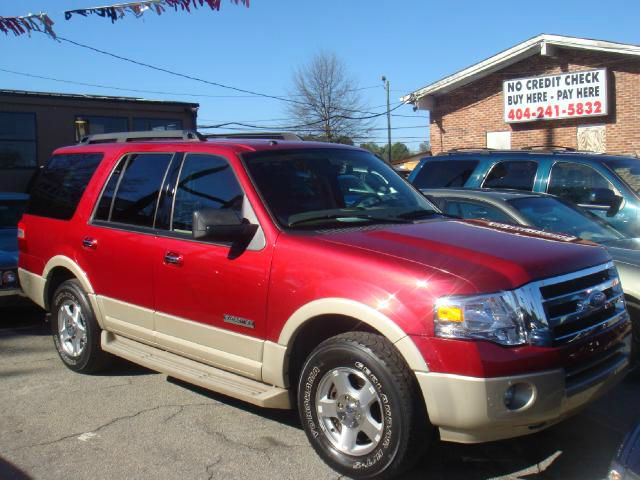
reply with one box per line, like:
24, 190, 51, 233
482, 161, 537, 190
171, 154, 243, 233
411, 160, 478, 189
107, 153, 173, 227
548, 162, 615, 204
0, 112, 37, 168
27, 153, 103, 220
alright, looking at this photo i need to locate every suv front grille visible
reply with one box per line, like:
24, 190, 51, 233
536, 263, 627, 345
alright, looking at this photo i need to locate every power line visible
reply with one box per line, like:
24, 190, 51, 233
48, 34, 410, 121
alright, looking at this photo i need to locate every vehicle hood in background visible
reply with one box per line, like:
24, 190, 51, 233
319, 219, 610, 291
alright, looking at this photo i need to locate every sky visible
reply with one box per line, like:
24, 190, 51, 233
1, 0, 639, 150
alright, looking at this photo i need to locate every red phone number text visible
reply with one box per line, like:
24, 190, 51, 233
507, 101, 603, 121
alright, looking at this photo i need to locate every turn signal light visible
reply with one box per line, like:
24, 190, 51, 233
436, 306, 463, 323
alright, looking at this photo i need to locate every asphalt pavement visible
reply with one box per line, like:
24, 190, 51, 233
1, 305, 639, 480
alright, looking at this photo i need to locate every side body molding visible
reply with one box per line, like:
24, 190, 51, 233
262, 298, 429, 388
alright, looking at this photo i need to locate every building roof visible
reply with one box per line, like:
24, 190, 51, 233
402, 34, 640, 107
0, 89, 199, 108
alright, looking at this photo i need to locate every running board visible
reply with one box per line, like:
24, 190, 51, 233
101, 332, 290, 409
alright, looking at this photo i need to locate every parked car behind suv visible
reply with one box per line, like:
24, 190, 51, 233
409, 149, 640, 237
0, 193, 28, 306
18, 131, 632, 479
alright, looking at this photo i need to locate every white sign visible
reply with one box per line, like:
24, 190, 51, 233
503, 69, 608, 123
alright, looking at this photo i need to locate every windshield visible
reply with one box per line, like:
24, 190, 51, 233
604, 158, 640, 195
243, 148, 437, 228
0, 199, 27, 228
508, 196, 625, 243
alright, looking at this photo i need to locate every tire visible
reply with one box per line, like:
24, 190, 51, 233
297, 332, 433, 479
51, 279, 111, 373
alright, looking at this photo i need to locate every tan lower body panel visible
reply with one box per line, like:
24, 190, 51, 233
18, 268, 46, 308
101, 331, 290, 409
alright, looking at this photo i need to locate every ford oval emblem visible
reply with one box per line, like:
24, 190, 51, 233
588, 291, 607, 308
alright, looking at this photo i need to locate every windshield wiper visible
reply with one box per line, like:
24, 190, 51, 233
396, 209, 450, 220
288, 213, 412, 227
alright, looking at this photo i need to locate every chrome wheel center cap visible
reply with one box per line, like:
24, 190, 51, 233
336, 394, 362, 428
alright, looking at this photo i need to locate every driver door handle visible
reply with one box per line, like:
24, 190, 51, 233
164, 251, 184, 266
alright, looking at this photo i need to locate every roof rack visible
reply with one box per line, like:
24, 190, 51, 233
521, 145, 576, 152
205, 132, 303, 141
78, 129, 206, 144
447, 147, 496, 153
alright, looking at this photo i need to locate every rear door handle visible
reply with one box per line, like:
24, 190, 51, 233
82, 237, 98, 249
164, 251, 183, 266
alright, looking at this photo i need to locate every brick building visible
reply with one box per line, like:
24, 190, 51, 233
0, 90, 198, 192
403, 35, 640, 156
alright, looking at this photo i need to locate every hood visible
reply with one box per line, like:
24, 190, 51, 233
318, 219, 611, 292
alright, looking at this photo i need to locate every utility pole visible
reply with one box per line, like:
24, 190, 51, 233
381, 75, 391, 163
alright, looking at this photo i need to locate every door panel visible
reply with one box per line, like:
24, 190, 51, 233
153, 153, 272, 356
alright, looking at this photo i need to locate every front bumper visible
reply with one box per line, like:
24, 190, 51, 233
416, 333, 631, 444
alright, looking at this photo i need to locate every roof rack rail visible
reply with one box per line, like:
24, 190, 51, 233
447, 147, 496, 152
78, 129, 206, 144
521, 145, 576, 152
205, 132, 302, 141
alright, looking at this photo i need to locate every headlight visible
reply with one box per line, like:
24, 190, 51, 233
434, 291, 527, 346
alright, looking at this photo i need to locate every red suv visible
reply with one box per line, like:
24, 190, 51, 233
18, 131, 632, 479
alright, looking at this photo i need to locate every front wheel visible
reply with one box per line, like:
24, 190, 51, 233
297, 332, 433, 479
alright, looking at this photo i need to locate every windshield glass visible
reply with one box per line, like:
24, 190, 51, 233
604, 158, 640, 195
0, 199, 27, 228
243, 148, 436, 228
508, 196, 625, 243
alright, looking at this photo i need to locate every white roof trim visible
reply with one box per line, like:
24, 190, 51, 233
402, 34, 640, 104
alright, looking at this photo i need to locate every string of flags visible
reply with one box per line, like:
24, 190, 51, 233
0, 0, 249, 39
0, 13, 56, 39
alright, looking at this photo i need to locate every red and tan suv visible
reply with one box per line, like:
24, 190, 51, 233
19, 131, 632, 479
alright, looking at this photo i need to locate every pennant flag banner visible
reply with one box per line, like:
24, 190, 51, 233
64, 0, 249, 23
0, 13, 56, 38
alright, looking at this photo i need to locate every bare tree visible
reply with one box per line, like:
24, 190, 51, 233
287, 52, 372, 143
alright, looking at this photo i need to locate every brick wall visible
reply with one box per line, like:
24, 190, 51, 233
429, 50, 640, 155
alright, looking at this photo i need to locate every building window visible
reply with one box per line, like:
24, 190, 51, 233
75, 116, 128, 140
0, 112, 37, 169
133, 118, 183, 131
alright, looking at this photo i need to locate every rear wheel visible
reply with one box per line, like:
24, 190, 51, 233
51, 279, 111, 373
297, 332, 433, 479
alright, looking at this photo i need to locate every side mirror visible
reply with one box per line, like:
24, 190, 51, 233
588, 188, 623, 217
192, 209, 258, 242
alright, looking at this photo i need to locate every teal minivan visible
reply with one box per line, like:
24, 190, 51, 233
409, 149, 640, 236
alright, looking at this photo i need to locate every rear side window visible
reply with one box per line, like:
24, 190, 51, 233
27, 153, 103, 220
172, 154, 243, 233
412, 160, 478, 189
98, 153, 173, 228
482, 161, 537, 190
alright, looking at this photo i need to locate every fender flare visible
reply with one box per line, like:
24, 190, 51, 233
263, 298, 429, 388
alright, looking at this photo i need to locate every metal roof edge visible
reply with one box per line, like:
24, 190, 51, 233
402, 34, 640, 104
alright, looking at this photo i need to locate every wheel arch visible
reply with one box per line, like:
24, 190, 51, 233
263, 298, 429, 391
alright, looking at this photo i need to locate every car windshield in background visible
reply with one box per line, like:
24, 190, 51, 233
605, 158, 640, 195
243, 148, 437, 228
0, 200, 27, 228
508, 196, 624, 243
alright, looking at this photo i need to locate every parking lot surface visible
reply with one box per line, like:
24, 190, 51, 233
1, 306, 639, 480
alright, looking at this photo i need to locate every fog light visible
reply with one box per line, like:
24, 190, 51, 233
608, 468, 623, 480
504, 383, 534, 411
